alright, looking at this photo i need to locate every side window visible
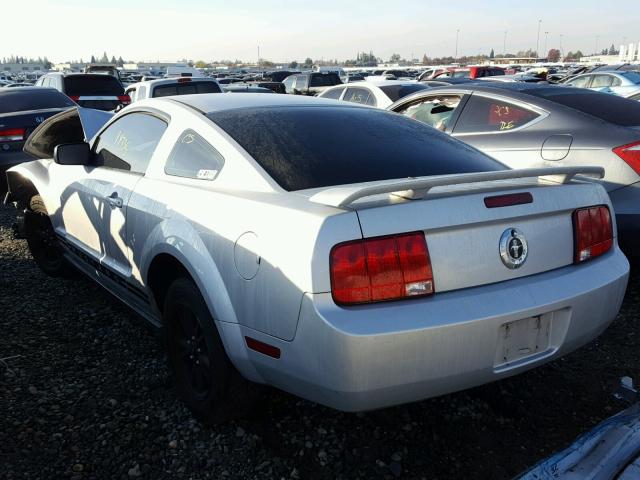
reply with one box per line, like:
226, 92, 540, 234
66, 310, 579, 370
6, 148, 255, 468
283, 76, 294, 91
295, 76, 308, 90
343, 87, 372, 105
397, 95, 464, 132
567, 75, 592, 88
455, 95, 540, 134
165, 129, 224, 180
93, 113, 167, 174
322, 87, 345, 100
591, 75, 613, 88
610, 76, 622, 87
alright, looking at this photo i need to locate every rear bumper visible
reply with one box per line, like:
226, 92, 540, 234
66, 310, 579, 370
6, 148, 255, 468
236, 247, 629, 411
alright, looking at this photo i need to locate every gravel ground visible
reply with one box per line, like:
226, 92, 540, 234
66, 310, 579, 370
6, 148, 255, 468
1, 202, 638, 480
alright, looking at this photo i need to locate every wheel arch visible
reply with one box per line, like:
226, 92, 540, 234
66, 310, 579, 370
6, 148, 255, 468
143, 245, 264, 384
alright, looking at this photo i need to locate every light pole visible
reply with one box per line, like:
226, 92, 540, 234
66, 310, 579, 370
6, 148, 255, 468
455, 29, 460, 61
257, 45, 260, 70
544, 31, 549, 58
503, 30, 507, 56
535, 19, 542, 59
559, 34, 564, 60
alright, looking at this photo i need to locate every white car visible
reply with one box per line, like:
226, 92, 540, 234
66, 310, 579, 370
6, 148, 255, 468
125, 77, 222, 103
6, 94, 629, 423
317, 80, 430, 108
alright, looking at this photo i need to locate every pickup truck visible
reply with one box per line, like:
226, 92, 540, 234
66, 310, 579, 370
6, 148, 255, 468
124, 77, 222, 103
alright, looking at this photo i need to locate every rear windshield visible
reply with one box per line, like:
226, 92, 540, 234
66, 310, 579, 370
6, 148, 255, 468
64, 75, 123, 95
0, 89, 75, 114
621, 71, 640, 84
310, 74, 342, 87
528, 88, 640, 127
378, 84, 430, 102
153, 81, 222, 97
208, 106, 505, 191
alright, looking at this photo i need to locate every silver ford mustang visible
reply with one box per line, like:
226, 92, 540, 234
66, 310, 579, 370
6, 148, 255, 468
5, 94, 630, 423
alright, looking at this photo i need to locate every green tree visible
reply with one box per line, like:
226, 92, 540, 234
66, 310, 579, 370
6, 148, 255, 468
195, 60, 208, 68
303, 57, 313, 68
289, 60, 298, 69
489, 48, 495, 59
100, 51, 109, 62
389, 53, 401, 63
422, 53, 429, 65
90, 55, 96, 63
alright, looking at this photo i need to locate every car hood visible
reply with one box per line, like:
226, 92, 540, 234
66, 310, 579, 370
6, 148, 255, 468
23, 106, 113, 159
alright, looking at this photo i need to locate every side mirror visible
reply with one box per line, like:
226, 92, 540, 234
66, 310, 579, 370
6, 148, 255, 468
53, 142, 91, 165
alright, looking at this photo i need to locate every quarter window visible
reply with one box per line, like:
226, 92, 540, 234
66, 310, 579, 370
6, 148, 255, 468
454, 95, 540, 134
93, 113, 167, 173
165, 129, 224, 180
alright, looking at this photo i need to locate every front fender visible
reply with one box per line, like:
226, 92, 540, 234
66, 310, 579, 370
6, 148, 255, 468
5, 160, 55, 211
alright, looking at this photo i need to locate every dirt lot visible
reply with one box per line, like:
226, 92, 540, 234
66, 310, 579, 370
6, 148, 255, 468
1, 202, 638, 480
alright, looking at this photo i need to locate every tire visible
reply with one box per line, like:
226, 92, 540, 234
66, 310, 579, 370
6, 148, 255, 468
24, 195, 75, 278
164, 277, 259, 424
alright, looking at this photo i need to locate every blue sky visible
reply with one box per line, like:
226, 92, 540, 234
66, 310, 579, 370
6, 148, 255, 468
4, 0, 638, 62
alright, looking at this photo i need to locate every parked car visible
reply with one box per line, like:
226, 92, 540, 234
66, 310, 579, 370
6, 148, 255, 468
627, 91, 640, 102
283, 72, 342, 95
0, 87, 75, 192
125, 77, 222, 103
435, 66, 506, 79
387, 83, 640, 253
35, 73, 129, 111
263, 70, 300, 82
417, 68, 455, 81
318, 80, 430, 108
560, 71, 640, 97
420, 78, 478, 87
5, 94, 629, 422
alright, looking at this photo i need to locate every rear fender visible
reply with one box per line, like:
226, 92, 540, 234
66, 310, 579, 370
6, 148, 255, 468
138, 218, 265, 383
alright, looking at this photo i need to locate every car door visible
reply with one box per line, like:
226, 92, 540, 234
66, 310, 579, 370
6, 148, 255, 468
446, 93, 548, 168
58, 112, 168, 278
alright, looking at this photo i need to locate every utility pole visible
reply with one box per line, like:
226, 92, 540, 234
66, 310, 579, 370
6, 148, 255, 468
257, 45, 260, 70
544, 31, 549, 58
455, 29, 460, 61
560, 34, 564, 60
503, 30, 507, 56
535, 19, 542, 59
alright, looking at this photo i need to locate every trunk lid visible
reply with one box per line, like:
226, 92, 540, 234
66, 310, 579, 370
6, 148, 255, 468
309, 167, 608, 293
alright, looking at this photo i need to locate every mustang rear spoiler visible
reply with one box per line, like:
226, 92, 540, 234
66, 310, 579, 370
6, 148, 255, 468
309, 166, 605, 208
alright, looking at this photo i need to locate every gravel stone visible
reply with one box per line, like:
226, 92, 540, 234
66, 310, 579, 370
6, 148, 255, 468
1, 202, 639, 480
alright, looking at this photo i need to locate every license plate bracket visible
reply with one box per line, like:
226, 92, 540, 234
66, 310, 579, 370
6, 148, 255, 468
494, 314, 551, 368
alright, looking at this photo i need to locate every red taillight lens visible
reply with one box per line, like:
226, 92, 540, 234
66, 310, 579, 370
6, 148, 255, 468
68, 95, 80, 102
0, 128, 25, 142
117, 95, 131, 104
613, 141, 640, 175
484, 192, 533, 208
573, 206, 612, 263
330, 232, 434, 305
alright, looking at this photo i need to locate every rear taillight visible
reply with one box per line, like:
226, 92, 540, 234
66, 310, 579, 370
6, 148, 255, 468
573, 206, 612, 263
0, 128, 25, 142
613, 141, 640, 174
330, 232, 434, 305
68, 95, 80, 102
118, 95, 131, 104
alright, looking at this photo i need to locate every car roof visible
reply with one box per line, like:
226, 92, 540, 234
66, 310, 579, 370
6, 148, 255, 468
153, 92, 362, 113
0, 86, 57, 94
128, 77, 217, 88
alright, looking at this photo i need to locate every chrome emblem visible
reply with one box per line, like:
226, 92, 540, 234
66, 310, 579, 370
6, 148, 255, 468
35, 116, 45, 124
499, 228, 528, 269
